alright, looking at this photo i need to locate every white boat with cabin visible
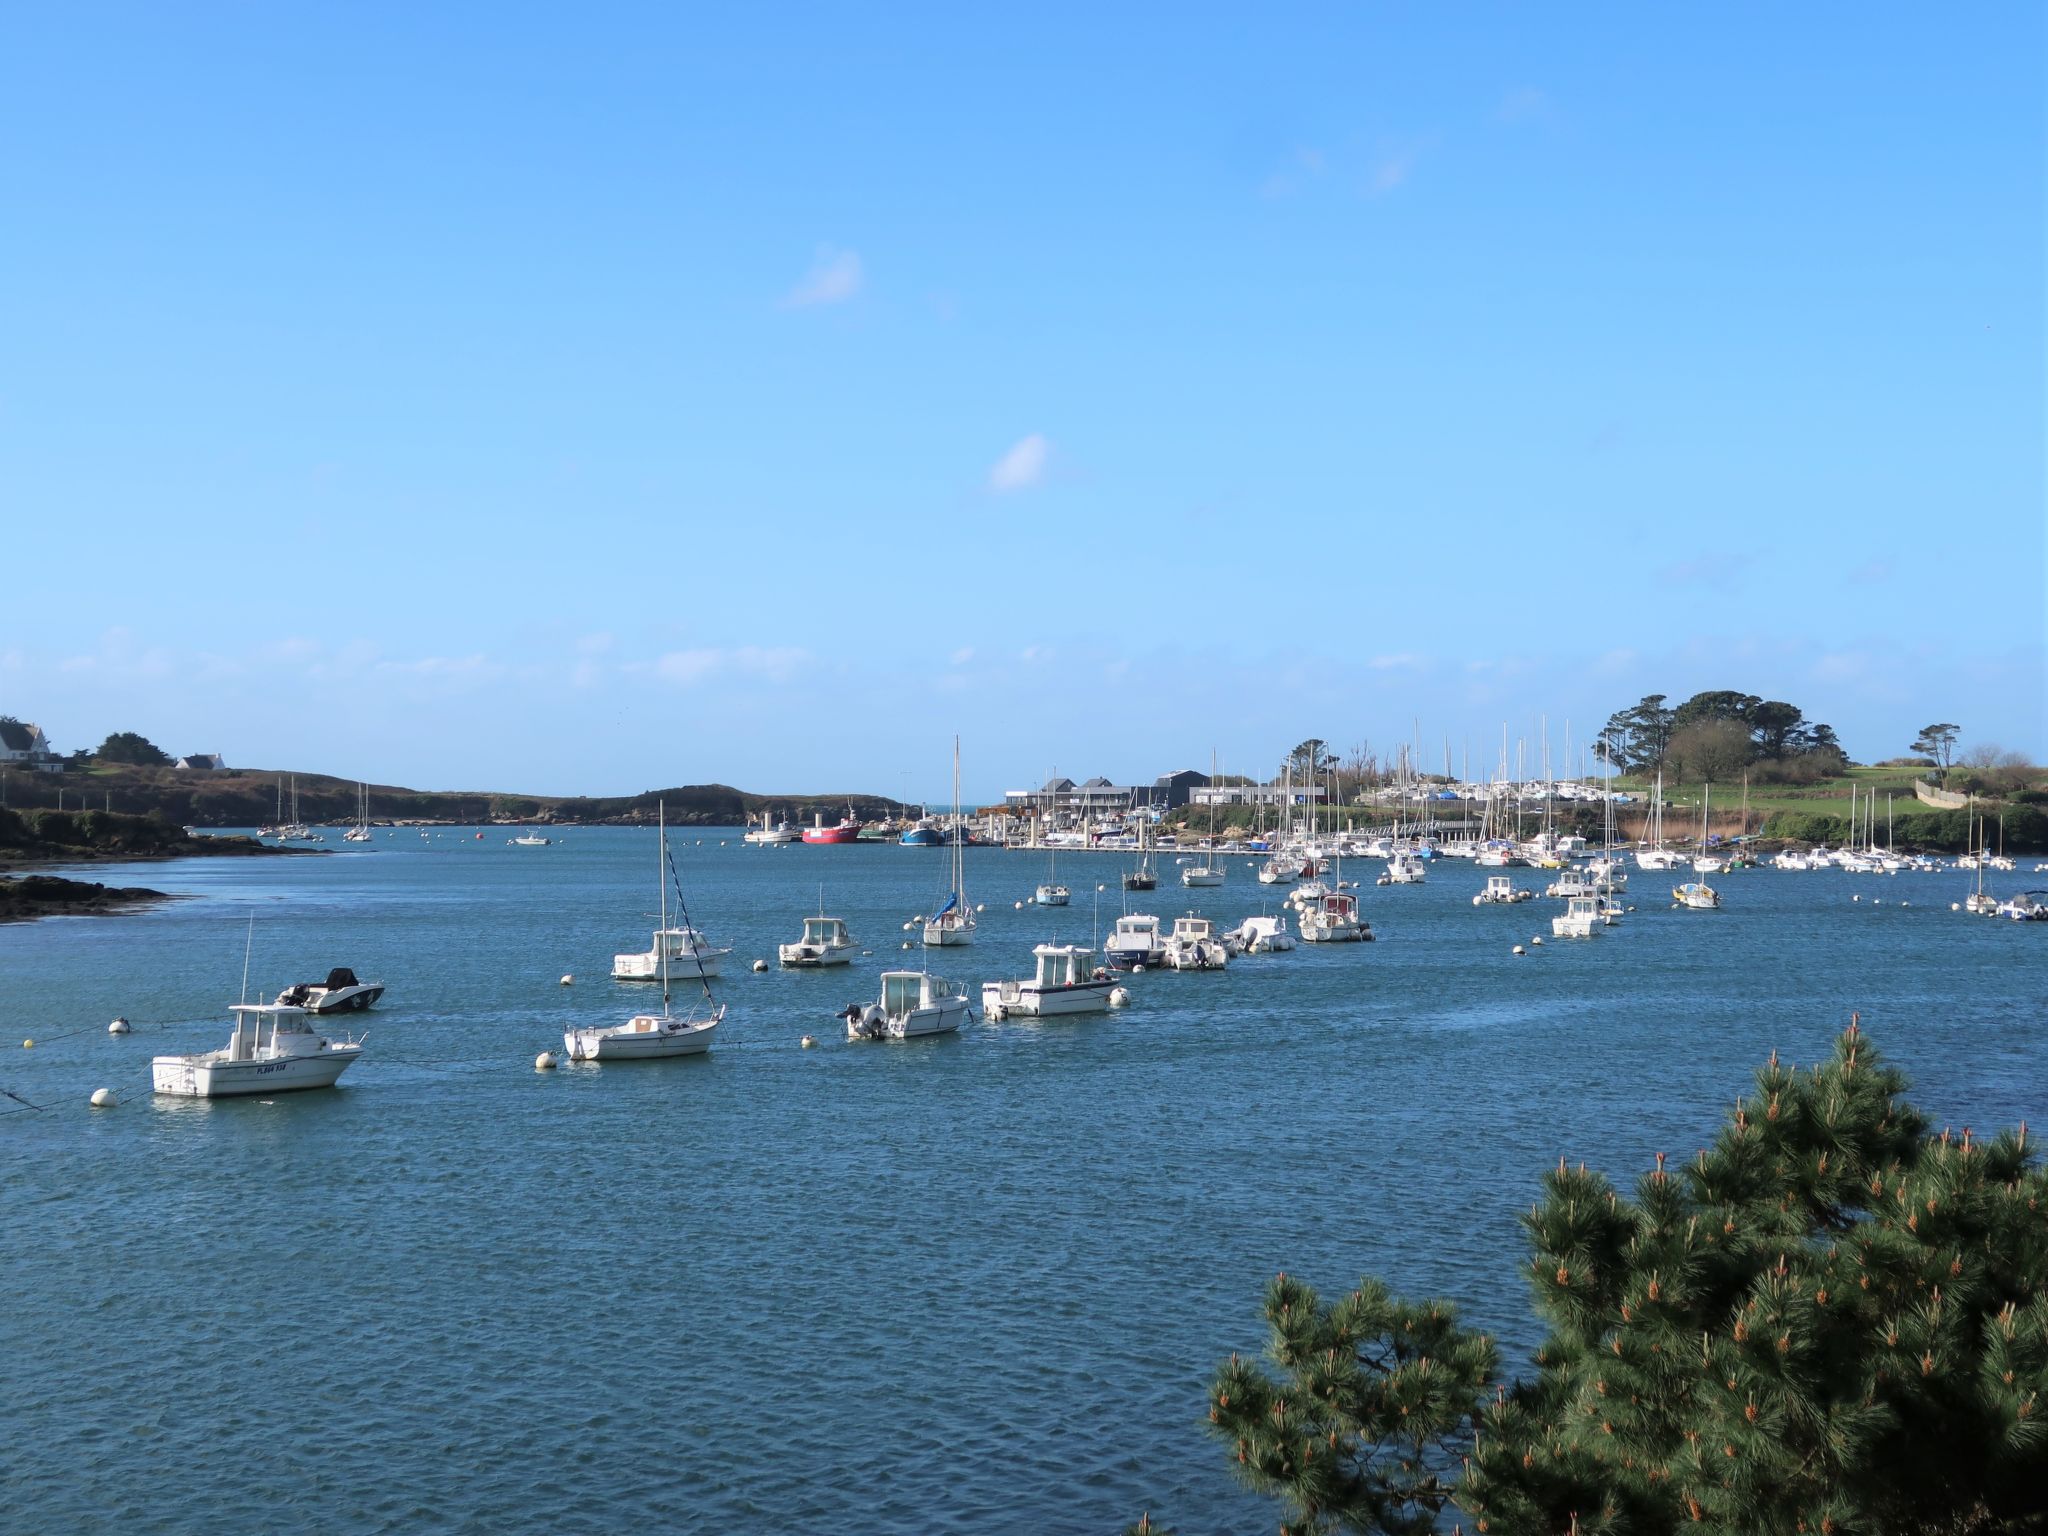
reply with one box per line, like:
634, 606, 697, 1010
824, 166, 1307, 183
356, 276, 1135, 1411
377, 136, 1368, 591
1163, 914, 1229, 970
981, 944, 1117, 1019
1473, 874, 1532, 905
1672, 881, 1720, 911
1552, 895, 1603, 939
153, 1003, 363, 1098
614, 925, 729, 981
779, 914, 857, 967
843, 970, 969, 1040
1105, 912, 1168, 970
1299, 888, 1370, 943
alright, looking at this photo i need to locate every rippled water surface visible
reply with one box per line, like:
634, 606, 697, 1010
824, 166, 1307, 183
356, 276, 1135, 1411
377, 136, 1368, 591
5, 831, 2045, 1533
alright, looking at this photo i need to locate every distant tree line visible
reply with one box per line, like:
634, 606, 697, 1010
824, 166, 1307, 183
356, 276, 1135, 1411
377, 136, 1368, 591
1596, 692, 1846, 784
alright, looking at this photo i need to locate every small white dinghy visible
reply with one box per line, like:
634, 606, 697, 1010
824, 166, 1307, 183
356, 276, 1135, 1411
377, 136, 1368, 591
1224, 912, 1297, 953
152, 1004, 363, 1098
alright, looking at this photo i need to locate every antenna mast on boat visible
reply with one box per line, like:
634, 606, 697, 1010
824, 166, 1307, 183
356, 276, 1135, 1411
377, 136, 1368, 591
239, 912, 254, 1005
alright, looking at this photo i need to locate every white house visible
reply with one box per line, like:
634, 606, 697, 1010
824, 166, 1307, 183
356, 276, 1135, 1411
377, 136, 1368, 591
0, 719, 61, 772
175, 753, 228, 771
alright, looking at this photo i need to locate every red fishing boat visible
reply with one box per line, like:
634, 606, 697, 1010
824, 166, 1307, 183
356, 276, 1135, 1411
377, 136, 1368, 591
801, 810, 863, 844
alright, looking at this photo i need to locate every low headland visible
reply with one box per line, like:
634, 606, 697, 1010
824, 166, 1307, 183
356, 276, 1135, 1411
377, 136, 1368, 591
0, 873, 172, 922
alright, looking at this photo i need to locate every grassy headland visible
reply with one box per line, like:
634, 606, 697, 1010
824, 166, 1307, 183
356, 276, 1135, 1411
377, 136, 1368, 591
0, 764, 908, 830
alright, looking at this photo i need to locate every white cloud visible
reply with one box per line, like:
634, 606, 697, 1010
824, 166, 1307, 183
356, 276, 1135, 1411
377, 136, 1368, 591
1369, 147, 1417, 196
783, 245, 864, 308
1498, 87, 1552, 123
1368, 652, 1426, 671
950, 647, 974, 665
988, 433, 1050, 493
1260, 146, 1327, 199
651, 646, 809, 687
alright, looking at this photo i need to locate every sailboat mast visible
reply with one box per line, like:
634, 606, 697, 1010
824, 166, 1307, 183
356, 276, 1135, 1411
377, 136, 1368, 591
659, 801, 670, 1012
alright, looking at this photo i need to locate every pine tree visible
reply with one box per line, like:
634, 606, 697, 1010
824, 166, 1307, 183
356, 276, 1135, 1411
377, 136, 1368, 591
1184, 1023, 2048, 1534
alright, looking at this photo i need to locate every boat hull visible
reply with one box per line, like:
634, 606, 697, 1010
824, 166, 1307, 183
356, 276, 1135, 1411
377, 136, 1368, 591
982, 979, 1115, 1018
613, 951, 727, 981
152, 1046, 361, 1098
802, 827, 862, 845
922, 921, 974, 947
303, 983, 384, 1014
779, 945, 855, 967
565, 1018, 718, 1060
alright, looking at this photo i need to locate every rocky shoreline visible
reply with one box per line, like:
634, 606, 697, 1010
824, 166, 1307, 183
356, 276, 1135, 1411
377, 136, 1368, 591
0, 874, 174, 922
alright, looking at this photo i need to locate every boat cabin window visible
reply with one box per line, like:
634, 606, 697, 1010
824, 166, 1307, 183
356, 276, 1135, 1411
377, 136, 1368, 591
883, 974, 922, 1014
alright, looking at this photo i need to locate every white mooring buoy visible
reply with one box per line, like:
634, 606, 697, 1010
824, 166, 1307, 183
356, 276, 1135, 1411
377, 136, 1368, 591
752, 958, 769, 972
1108, 986, 1132, 1008
1513, 945, 1526, 955
801, 1035, 817, 1049
90, 1088, 118, 1108
108, 1017, 131, 1035
560, 974, 574, 986
535, 1051, 558, 1071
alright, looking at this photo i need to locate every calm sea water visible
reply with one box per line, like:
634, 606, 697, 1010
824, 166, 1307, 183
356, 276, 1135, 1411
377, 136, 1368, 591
5, 831, 2044, 1534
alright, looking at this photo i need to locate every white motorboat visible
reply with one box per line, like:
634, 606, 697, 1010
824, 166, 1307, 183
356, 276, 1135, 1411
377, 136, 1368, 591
1381, 852, 1426, 886
744, 815, 800, 845
153, 1003, 363, 1098
1585, 855, 1629, 889
1223, 913, 1297, 953
509, 833, 552, 847
1545, 870, 1602, 899
1772, 850, 1815, 871
1552, 895, 1603, 939
1105, 912, 1168, 970
779, 914, 857, 967
570, 804, 724, 1061
843, 970, 969, 1040
1672, 881, 1720, 911
1299, 888, 1370, 943
924, 738, 977, 947
1997, 891, 2047, 922
1162, 914, 1229, 970
276, 966, 384, 1014
981, 944, 1118, 1019
1692, 855, 1727, 875
1473, 874, 1532, 906
614, 925, 730, 981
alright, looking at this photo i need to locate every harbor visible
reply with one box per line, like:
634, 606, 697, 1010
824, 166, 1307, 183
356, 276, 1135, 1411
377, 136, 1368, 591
5, 823, 2043, 1533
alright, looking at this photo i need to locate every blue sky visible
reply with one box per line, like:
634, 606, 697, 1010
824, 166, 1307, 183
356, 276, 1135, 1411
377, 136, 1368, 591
3, 5, 2041, 799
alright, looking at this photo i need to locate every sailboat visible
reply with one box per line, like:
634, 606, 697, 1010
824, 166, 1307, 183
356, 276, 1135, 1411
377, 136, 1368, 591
568, 804, 723, 1060
1964, 808, 1999, 915
1634, 771, 1680, 869
1692, 784, 1726, 874
1034, 833, 1070, 907
1180, 749, 1225, 887
343, 782, 373, 842
924, 737, 976, 946
1123, 813, 1157, 891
